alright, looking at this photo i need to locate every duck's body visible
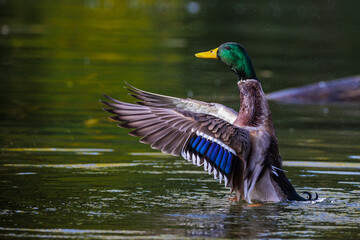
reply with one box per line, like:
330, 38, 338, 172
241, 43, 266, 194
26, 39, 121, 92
102, 42, 316, 203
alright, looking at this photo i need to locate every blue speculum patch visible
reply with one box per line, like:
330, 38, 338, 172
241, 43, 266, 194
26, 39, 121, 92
185, 133, 236, 177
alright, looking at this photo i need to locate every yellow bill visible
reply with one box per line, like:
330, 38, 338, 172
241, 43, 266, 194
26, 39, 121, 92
195, 47, 219, 59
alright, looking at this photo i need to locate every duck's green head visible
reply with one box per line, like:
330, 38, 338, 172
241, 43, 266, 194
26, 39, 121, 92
195, 42, 257, 81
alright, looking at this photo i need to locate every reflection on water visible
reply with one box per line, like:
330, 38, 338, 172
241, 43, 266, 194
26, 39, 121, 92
1, 148, 359, 238
0, 0, 359, 239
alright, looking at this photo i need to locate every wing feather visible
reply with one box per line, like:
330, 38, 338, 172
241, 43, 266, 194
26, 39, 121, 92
125, 83, 238, 123
102, 93, 251, 201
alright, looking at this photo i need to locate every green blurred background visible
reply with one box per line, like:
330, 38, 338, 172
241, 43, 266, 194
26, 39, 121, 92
0, 1, 359, 239
1, 0, 359, 149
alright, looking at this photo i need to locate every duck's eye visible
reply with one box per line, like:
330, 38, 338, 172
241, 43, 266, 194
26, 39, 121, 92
225, 46, 231, 50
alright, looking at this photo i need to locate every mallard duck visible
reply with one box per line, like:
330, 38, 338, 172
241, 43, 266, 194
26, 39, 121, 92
102, 42, 317, 203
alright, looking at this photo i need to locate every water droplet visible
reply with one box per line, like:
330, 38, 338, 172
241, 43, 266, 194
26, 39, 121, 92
186, 1, 200, 14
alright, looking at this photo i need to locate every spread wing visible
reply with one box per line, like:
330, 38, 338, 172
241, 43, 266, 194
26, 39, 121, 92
125, 82, 238, 124
102, 95, 251, 199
